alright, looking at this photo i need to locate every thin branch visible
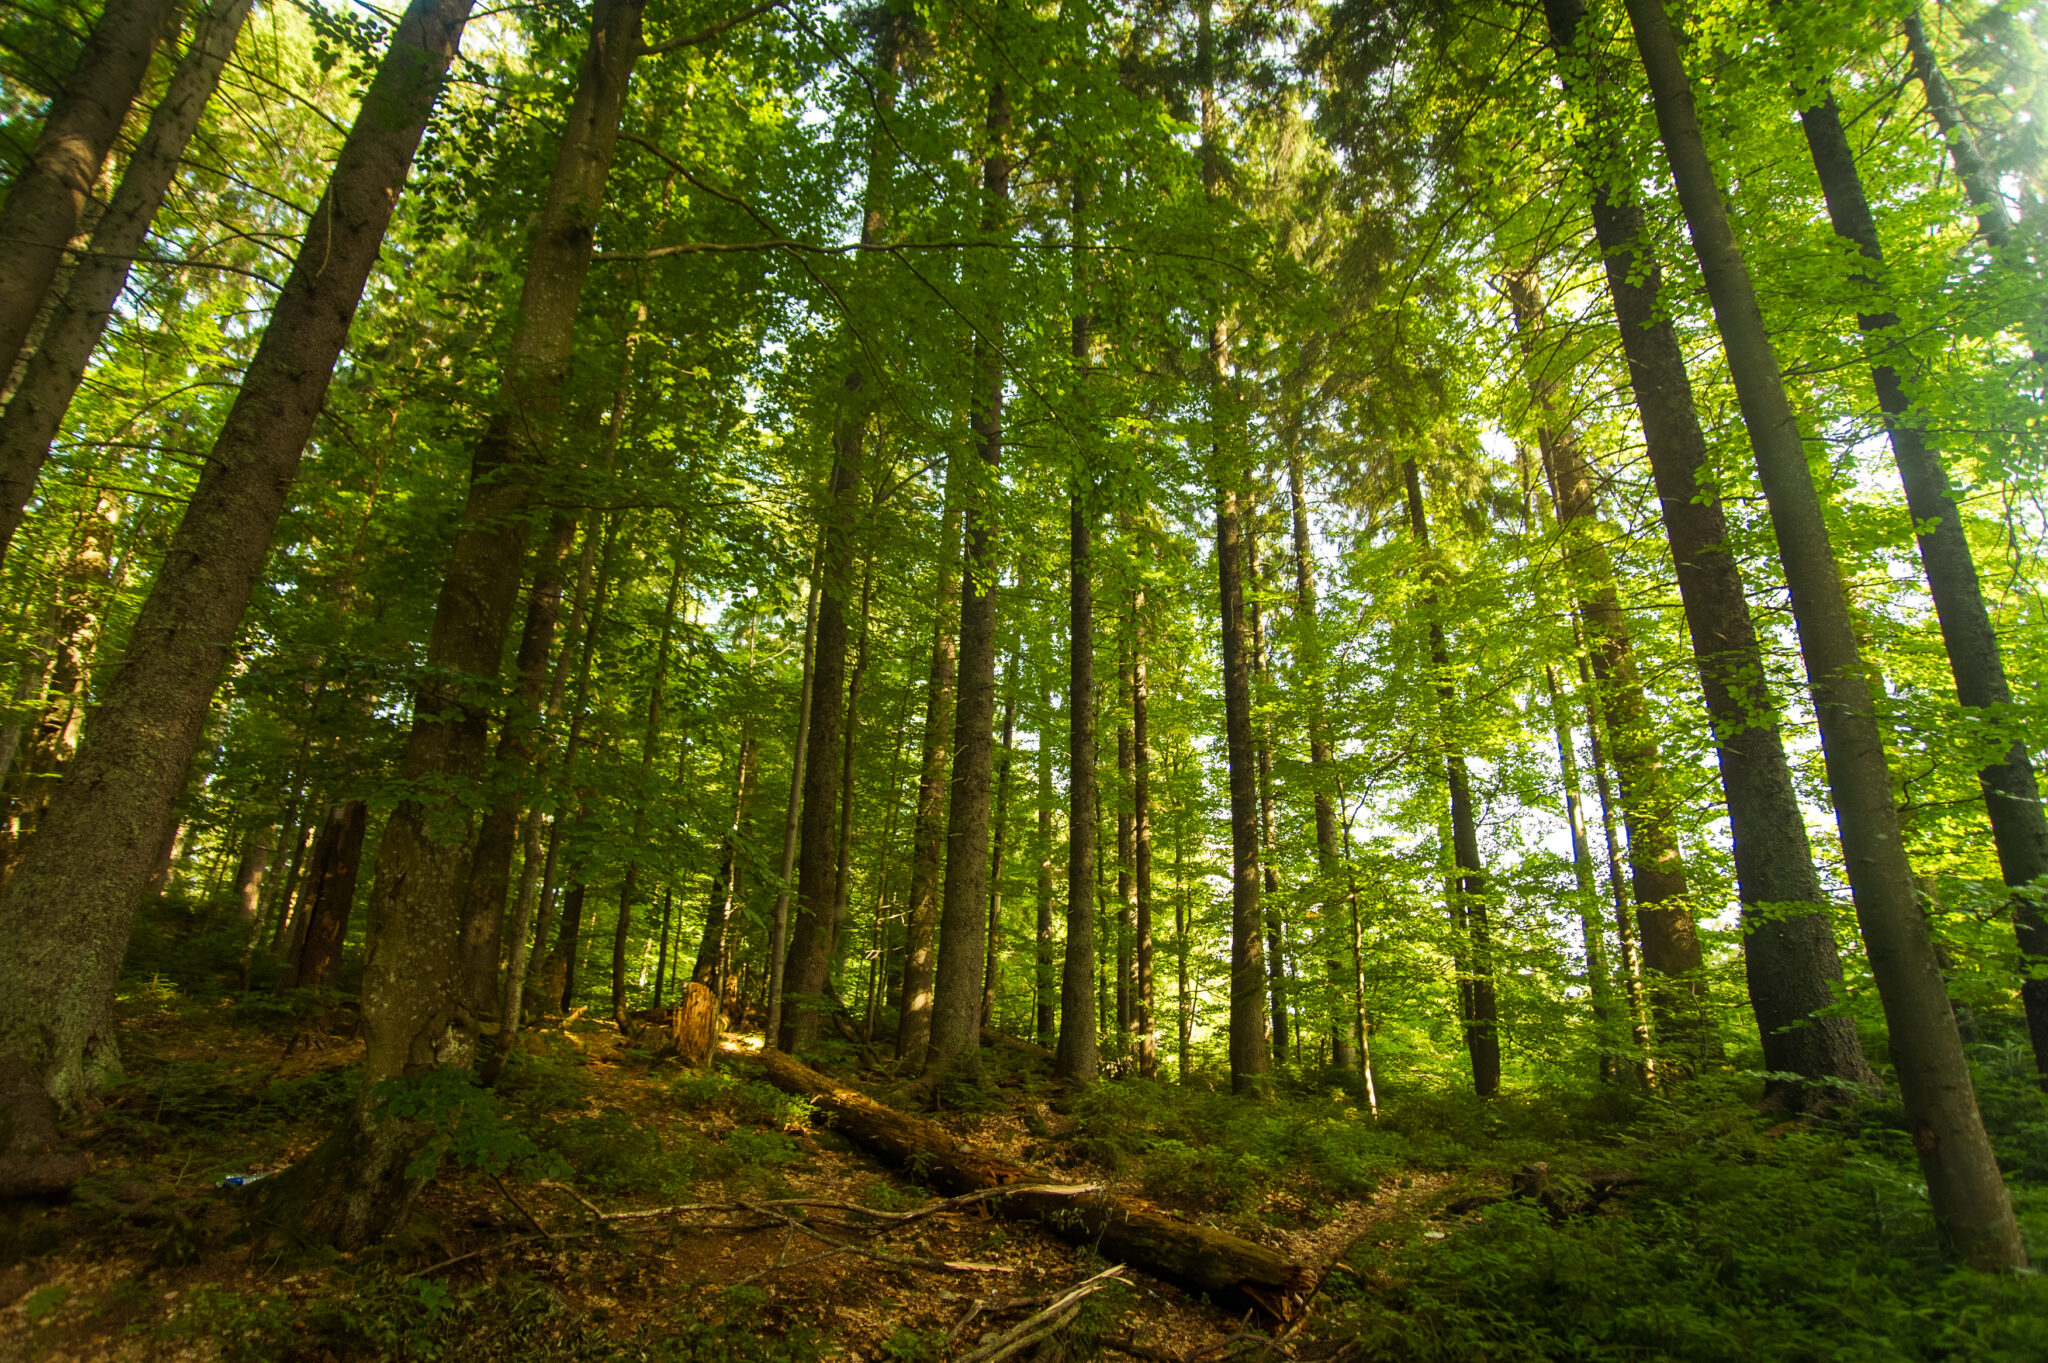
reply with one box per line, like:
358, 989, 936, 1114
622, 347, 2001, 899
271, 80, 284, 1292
638, 0, 782, 56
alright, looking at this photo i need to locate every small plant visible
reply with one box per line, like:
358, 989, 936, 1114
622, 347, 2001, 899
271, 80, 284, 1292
23, 1283, 70, 1324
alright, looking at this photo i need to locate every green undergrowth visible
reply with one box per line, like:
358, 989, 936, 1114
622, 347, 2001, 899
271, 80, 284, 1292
167, 1274, 824, 1362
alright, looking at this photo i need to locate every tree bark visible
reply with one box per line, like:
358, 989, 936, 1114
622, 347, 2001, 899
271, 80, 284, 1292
982, 677, 1017, 1029
1506, 268, 1705, 1051
1034, 658, 1056, 1048
897, 503, 959, 1065
0, 0, 254, 561
1790, 64, 2048, 1079
1115, 657, 1134, 1046
923, 71, 1010, 1085
696, 732, 758, 985
614, 543, 685, 1028
1541, 0, 1871, 1099
1621, 0, 2020, 1267
0, 0, 477, 1116
1057, 479, 1099, 1084
749, 1047, 1313, 1319
764, 579, 819, 1046
1248, 518, 1289, 1063
460, 508, 578, 1016
1402, 459, 1500, 1097
0, 0, 180, 384
282, 802, 369, 992
1133, 600, 1156, 1079
1544, 664, 1615, 1073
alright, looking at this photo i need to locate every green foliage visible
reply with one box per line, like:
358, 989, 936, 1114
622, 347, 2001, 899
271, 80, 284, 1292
23, 1283, 70, 1324
1324, 1093, 2048, 1362
371, 1070, 567, 1184
171, 1272, 825, 1362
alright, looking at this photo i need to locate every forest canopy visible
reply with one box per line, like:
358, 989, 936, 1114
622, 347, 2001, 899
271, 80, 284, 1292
0, 0, 2046, 1355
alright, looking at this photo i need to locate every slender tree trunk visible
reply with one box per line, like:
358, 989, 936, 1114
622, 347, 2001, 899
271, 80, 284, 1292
1174, 755, 1191, 1083
897, 504, 959, 1065
1542, 0, 1871, 1099
651, 887, 673, 1009
0, 0, 254, 560
1035, 659, 1056, 1048
1621, 0, 2020, 1267
0, 0, 180, 383
1115, 657, 1134, 1045
461, 509, 578, 1015
281, 803, 369, 992
923, 71, 1011, 1085
0, 0, 477, 1125
614, 544, 684, 1028
1507, 269, 1705, 1052
1057, 483, 1099, 1083
1287, 449, 1352, 1071
1791, 66, 2048, 1079
1133, 605, 1156, 1080
1583, 658, 1651, 1070
232, 824, 274, 925
1248, 519, 1289, 1063
982, 677, 1017, 1028
696, 731, 758, 985
1545, 664, 1615, 1075
764, 580, 819, 1046
1402, 459, 1500, 1097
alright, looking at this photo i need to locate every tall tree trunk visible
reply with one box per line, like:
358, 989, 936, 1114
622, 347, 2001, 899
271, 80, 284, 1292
1286, 448, 1351, 1071
1133, 601, 1156, 1080
0, 0, 254, 560
1248, 518, 1288, 1063
1621, 0, 2020, 1268
257, 0, 638, 1250
1544, 664, 1615, 1074
1057, 483, 1099, 1083
897, 504, 959, 1065
1791, 65, 2048, 1079
1115, 657, 1134, 1045
0, 0, 180, 384
651, 887, 673, 1009
232, 824, 275, 925
1542, 0, 1871, 1100
1506, 268, 1705, 1053
614, 543, 685, 1028
460, 509, 578, 1016
982, 676, 1017, 1028
0, 0, 477, 1127
764, 580, 819, 1046
1035, 657, 1056, 1048
923, 71, 1011, 1085
1174, 751, 1191, 1083
696, 731, 758, 986
1201, 0, 1267, 1098
827, 566, 877, 985
1402, 459, 1500, 1098
281, 802, 369, 992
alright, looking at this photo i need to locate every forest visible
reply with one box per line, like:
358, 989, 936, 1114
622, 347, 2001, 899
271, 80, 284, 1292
0, 0, 2045, 1355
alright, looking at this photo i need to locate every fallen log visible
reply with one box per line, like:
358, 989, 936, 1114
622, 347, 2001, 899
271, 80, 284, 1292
745, 1046, 1313, 1320
980, 1027, 1055, 1065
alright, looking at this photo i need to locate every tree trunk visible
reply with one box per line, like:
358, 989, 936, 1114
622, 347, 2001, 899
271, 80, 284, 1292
982, 674, 1017, 1029
460, 509, 578, 1016
614, 544, 685, 1028
651, 887, 673, 1010
827, 567, 876, 984
282, 802, 369, 992
923, 73, 1010, 1085
1791, 66, 2048, 1080
1057, 479, 1099, 1084
1541, 0, 1871, 1100
1506, 268, 1705, 1053
1621, 0, 2020, 1268
1133, 601, 1156, 1079
1543, 664, 1615, 1073
897, 503, 959, 1065
695, 732, 758, 985
1115, 658, 1134, 1046
232, 824, 274, 925
1248, 519, 1289, 1063
749, 1047, 1313, 1319
1402, 459, 1500, 1097
0, 0, 180, 383
763, 580, 819, 1047
1286, 449, 1352, 1072
0, 0, 477, 1117
1034, 659, 1056, 1048
0, 0, 254, 560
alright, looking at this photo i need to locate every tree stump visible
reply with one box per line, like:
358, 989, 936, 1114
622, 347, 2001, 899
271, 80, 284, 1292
673, 981, 720, 1068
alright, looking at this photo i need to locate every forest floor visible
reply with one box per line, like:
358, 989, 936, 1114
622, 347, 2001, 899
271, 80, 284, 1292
7, 982, 2048, 1362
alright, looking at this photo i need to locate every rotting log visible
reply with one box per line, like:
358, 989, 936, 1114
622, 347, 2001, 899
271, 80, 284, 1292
673, 981, 720, 1069
745, 1045, 1313, 1319
981, 1027, 1054, 1065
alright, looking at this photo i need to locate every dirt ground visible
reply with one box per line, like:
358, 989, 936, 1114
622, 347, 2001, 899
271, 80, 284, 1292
0, 1002, 1449, 1362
